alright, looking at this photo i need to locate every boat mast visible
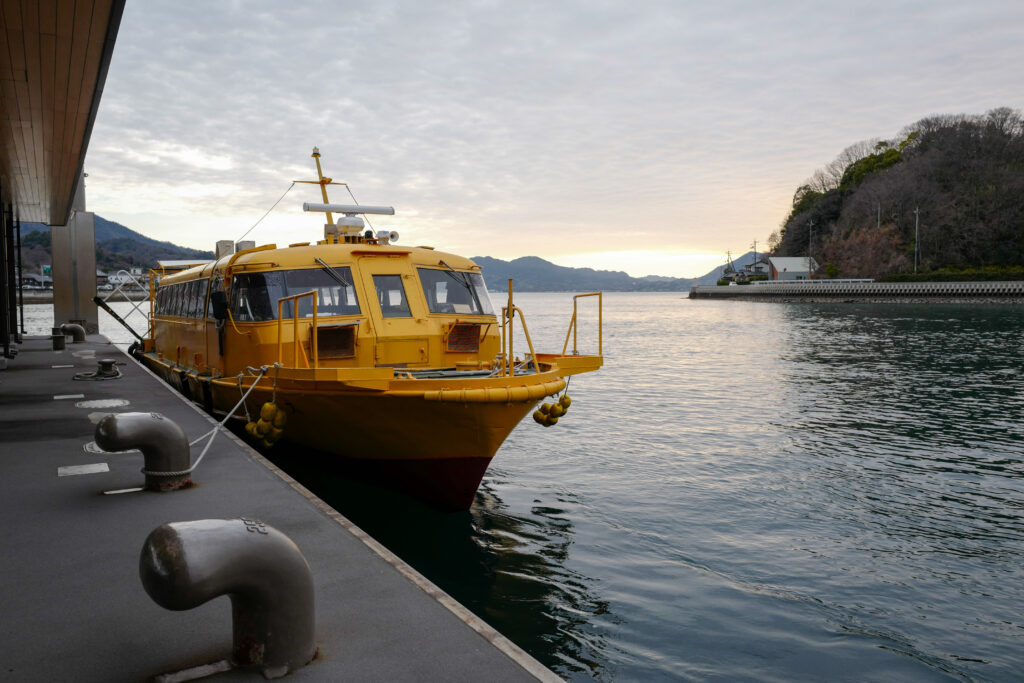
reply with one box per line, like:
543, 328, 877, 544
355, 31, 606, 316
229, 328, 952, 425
311, 148, 334, 226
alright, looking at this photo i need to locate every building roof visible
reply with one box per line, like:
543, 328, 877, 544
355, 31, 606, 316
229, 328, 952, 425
0, 1, 126, 224
769, 257, 818, 272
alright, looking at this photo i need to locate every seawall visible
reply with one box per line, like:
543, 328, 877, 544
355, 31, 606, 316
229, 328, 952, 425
689, 280, 1024, 303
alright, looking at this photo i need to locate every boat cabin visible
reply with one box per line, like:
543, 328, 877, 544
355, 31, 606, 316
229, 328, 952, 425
150, 242, 501, 377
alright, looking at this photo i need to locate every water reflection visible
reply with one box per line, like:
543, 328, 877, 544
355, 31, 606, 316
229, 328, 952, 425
768, 304, 1024, 673
263, 445, 616, 679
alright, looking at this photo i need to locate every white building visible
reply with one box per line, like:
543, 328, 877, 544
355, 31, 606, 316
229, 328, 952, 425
769, 257, 818, 281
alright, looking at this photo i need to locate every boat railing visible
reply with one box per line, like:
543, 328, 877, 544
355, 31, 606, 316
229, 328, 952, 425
99, 269, 152, 339
561, 292, 602, 356
500, 304, 541, 376
277, 290, 319, 369
499, 278, 542, 377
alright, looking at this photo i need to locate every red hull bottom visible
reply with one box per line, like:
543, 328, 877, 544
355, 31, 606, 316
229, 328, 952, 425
280, 449, 493, 512
365, 456, 493, 511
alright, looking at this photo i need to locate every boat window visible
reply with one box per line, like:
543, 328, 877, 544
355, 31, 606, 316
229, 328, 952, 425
195, 279, 209, 318
230, 273, 277, 321
185, 280, 200, 318
229, 268, 362, 321
417, 268, 495, 315
207, 277, 224, 318
280, 267, 360, 318
372, 274, 412, 318
171, 283, 184, 316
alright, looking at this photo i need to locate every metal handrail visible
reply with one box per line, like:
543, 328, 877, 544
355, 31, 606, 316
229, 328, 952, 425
500, 305, 541, 375
102, 269, 152, 338
497, 279, 543, 376
561, 292, 602, 356
276, 290, 319, 368
749, 278, 875, 285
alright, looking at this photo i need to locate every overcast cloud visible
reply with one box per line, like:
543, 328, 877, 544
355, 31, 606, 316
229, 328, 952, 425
86, 0, 1024, 277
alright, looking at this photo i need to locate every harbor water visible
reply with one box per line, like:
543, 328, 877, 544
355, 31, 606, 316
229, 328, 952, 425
25, 294, 1024, 680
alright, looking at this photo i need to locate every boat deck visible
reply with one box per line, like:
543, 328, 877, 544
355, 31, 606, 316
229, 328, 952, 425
0, 335, 555, 681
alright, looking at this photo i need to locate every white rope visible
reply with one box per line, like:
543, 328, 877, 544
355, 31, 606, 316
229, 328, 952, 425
235, 182, 296, 244
143, 366, 269, 477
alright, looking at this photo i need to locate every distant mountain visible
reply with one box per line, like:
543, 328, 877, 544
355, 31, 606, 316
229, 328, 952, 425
18, 213, 745, 291
18, 215, 213, 273
473, 256, 698, 292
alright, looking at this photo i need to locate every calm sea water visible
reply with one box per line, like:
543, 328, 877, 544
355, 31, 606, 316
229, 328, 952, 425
26, 295, 1024, 680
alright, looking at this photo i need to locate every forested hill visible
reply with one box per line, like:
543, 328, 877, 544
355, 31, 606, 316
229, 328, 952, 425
19, 216, 213, 273
773, 107, 1024, 279
472, 256, 696, 291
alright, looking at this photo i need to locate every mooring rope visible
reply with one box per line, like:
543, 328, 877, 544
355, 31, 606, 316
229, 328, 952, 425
143, 366, 270, 477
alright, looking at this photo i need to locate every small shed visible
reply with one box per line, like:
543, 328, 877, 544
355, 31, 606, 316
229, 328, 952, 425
769, 257, 818, 281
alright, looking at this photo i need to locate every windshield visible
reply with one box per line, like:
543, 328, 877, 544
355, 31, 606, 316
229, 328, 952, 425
372, 274, 412, 318
229, 267, 360, 321
417, 268, 495, 315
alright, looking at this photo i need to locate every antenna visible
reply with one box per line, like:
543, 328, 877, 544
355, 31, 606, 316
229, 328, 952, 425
294, 148, 395, 239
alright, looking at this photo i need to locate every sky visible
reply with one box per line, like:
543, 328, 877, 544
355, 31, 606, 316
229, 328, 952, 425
84, 0, 1024, 279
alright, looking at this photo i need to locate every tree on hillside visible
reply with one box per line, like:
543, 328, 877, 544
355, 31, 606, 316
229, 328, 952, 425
773, 107, 1024, 278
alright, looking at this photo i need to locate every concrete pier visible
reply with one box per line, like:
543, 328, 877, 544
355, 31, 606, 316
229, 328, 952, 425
0, 336, 556, 681
689, 279, 1024, 302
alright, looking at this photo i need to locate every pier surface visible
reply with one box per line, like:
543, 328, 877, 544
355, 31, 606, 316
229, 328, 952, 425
0, 336, 554, 681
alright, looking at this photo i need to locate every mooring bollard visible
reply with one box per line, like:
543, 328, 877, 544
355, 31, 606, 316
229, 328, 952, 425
140, 518, 316, 679
51, 326, 66, 351
60, 322, 87, 343
94, 412, 192, 491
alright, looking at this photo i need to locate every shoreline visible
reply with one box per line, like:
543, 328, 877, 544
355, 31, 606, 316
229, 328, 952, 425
691, 295, 1024, 304
18, 290, 148, 304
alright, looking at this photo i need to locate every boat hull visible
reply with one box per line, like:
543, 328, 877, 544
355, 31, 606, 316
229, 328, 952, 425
136, 351, 551, 510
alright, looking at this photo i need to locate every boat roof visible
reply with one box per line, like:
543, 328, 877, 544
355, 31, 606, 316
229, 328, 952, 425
228, 242, 479, 271
158, 242, 480, 285
156, 259, 211, 269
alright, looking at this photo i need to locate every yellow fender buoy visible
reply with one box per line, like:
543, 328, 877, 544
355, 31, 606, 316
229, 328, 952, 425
534, 394, 573, 427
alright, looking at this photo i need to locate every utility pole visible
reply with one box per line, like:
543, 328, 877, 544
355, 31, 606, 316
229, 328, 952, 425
914, 207, 919, 273
808, 219, 816, 280
751, 240, 758, 268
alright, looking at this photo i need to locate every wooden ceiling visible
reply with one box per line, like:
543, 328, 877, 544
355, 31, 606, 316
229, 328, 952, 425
0, 0, 124, 225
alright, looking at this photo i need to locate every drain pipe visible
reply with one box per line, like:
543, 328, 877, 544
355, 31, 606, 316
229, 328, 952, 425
140, 518, 317, 679
60, 322, 87, 343
94, 412, 191, 491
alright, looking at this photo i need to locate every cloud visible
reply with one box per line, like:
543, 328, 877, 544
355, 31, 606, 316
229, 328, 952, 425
87, 0, 1024, 276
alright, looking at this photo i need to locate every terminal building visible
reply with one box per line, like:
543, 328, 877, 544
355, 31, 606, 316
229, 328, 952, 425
0, 0, 125, 365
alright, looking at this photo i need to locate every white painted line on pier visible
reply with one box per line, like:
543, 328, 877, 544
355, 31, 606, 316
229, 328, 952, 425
75, 398, 130, 408
54, 394, 85, 400
71, 350, 96, 358
51, 364, 74, 369
102, 487, 145, 496
58, 463, 109, 477
153, 659, 233, 683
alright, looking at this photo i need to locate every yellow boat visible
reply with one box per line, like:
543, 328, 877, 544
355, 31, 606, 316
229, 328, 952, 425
132, 149, 603, 510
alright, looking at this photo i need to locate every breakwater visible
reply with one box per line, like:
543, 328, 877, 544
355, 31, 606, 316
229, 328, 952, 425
689, 279, 1024, 302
